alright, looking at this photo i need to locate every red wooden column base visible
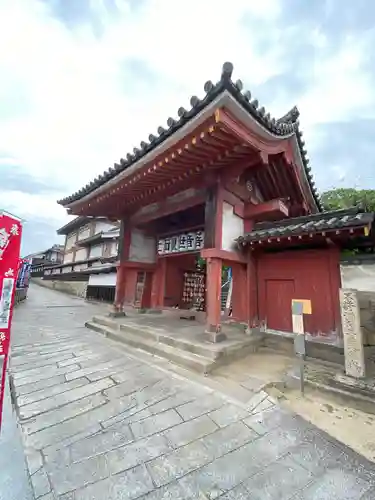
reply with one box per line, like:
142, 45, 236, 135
111, 263, 127, 317
205, 257, 226, 343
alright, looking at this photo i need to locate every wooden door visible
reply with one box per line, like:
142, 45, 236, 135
265, 279, 295, 332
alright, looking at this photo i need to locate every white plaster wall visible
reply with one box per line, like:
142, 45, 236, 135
95, 221, 116, 233
75, 248, 88, 261
340, 264, 375, 293
77, 225, 90, 241
111, 240, 118, 256
89, 272, 117, 287
129, 229, 156, 263
89, 244, 103, 259
63, 252, 74, 264
221, 202, 244, 251
65, 232, 76, 250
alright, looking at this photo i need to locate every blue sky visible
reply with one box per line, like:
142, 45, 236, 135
1, 0, 375, 255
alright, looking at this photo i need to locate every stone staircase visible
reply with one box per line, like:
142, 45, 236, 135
85, 315, 263, 375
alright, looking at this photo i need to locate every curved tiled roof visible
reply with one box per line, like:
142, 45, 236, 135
237, 207, 374, 245
58, 62, 321, 210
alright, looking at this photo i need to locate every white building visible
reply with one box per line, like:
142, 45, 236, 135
43, 217, 119, 301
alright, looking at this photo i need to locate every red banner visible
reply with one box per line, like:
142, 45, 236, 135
0, 211, 22, 431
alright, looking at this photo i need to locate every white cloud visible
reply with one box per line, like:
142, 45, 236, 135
0, 190, 67, 225
0, 0, 374, 252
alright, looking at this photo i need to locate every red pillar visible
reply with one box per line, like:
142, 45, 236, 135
111, 263, 127, 316
246, 250, 259, 330
205, 257, 226, 342
111, 219, 130, 317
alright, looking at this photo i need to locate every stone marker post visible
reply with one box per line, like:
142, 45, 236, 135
339, 288, 366, 378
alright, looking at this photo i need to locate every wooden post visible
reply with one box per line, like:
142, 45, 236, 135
205, 257, 226, 342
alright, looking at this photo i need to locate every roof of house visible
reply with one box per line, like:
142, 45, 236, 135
56, 216, 91, 235
56, 216, 116, 235
237, 206, 374, 245
57, 62, 321, 211
75, 228, 120, 247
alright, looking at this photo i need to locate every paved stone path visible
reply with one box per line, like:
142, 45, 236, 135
0, 374, 33, 500
9, 285, 375, 499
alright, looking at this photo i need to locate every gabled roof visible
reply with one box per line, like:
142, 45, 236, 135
56, 216, 91, 235
57, 62, 321, 211
237, 207, 374, 245
75, 228, 120, 247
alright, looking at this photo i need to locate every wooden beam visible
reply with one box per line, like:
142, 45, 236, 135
131, 191, 206, 225
201, 248, 247, 264
244, 198, 289, 221
216, 109, 290, 155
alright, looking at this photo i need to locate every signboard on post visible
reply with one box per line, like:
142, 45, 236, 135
0, 211, 22, 432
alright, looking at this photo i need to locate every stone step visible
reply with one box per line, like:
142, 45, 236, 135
92, 316, 262, 362
85, 321, 214, 374
92, 315, 121, 330
92, 315, 219, 360
156, 334, 219, 361
92, 316, 163, 343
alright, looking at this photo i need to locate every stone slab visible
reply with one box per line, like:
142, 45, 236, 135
11, 352, 74, 370
340, 288, 366, 378
19, 377, 114, 419
13, 364, 81, 387
176, 395, 225, 421
70, 425, 134, 463
30, 468, 51, 498
130, 409, 183, 439
297, 469, 371, 499
107, 433, 172, 475
200, 421, 258, 460
104, 373, 162, 400
24, 397, 136, 449
163, 414, 218, 448
23, 393, 107, 435
65, 358, 126, 381
49, 453, 110, 495
147, 438, 214, 487
72, 464, 154, 500
208, 403, 249, 428
42, 425, 102, 466
17, 377, 90, 407
240, 455, 313, 499
14, 375, 66, 396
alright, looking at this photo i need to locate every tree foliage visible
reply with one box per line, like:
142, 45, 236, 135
321, 188, 375, 212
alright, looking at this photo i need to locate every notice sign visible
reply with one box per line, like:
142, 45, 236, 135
291, 299, 312, 336
0, 211, 22, 432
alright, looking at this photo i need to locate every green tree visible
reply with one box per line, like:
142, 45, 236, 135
321, 188, 375, 212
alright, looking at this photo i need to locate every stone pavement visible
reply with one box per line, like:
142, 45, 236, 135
0, 374, 34, 500
8, 285, 375, 499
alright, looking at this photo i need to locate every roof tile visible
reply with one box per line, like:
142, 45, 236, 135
237, 207, 374, 245
57, 61, 320, 209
